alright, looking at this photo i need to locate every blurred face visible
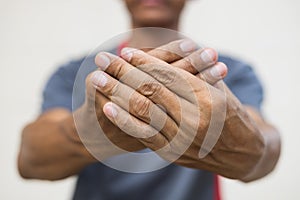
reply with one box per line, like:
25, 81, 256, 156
124, 0, 186, 29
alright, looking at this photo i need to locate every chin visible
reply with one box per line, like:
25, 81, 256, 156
141, 19, 170, 27
134, 13, 175, 28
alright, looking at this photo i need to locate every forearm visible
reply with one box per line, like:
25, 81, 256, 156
18, 109, 96, 180
240, 107, 281, 182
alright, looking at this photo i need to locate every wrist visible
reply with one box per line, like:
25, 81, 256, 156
216, 96, 265, 179
59, 112, 97, 164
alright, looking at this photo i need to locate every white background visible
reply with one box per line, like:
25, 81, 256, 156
1, 0, 299, 199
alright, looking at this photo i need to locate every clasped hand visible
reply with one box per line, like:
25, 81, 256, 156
83, 40, 264, 179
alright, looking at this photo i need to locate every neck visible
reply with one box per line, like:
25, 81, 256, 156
127, 27, 181, 50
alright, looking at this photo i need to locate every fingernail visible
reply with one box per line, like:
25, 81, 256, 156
201, 49, 215, 64
210, 63, 227, 78
121, 47, 136, 61
180, 40, 196, 52
91, 71, 107, 87
95, 54, 110, 70
104, 103, 118, 118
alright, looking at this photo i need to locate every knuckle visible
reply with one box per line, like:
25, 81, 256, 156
152, 66, 176, 85
111, 80, 119, 93
138, 80, 163, 98
201, 71, 215, 84
160, 70, 176, 85
142, 134, 158, 145
197, 72, 205, 81
181, 57, 196, 73
141, 133, 168, 151
131, 52, 145, 66
173, 58, 196, 74
143, 135, 156, 143
132, 96, 152, 119
138, 63, 176, 85
161, 49, 179, 62
110, 59, 124, 79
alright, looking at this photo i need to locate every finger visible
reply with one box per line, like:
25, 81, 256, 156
147, 39, 197, 63
103, 102, 169, 150
120, 47, 208, 104
85, 72, 111, 109
196, 62, 228, 85
85, 72, 147, 152
171, 48, 218, 75
90, 70, 178, 141
95, 52, 187, 123
85, 72, 99, 104
103, 102, 201, 165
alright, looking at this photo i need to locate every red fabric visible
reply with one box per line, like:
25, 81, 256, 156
214, 175, 222, 200
117, 41, 128, 56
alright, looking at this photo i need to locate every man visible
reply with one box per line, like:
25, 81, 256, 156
18, 0, 281, 200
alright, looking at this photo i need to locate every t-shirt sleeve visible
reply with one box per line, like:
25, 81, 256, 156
221, 56, 264, 112
41, 61, 81, 113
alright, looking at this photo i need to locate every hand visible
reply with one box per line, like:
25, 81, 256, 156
75, 40, 199, 158
93, 47, 265, 179
78, 39, 227, 160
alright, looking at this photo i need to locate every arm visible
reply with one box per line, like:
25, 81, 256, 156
18, 89, 147, 180
18, 108, 96, 180
18, 60, 145, 180
18, 39, 221, 180
241, 106, 281, 182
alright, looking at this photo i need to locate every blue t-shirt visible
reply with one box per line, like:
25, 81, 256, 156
42, 47, 263, 200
